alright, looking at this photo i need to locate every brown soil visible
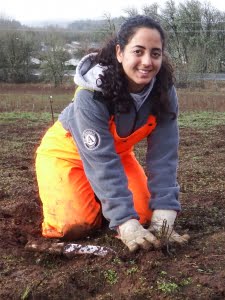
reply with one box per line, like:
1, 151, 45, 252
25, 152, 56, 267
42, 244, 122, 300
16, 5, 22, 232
0, 90, 225, 299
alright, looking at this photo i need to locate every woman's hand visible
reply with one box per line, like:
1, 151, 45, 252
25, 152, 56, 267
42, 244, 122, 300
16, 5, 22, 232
148, 210, 190, 244
118, 219, 160, 252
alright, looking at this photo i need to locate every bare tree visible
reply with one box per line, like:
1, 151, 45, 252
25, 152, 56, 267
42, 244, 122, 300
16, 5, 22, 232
123, 7, 139, 17
102, 13, 116, 37
40, 32, 70, 87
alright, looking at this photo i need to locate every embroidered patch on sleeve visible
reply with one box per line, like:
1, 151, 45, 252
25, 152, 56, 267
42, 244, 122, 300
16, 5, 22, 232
82, 129, 101, 150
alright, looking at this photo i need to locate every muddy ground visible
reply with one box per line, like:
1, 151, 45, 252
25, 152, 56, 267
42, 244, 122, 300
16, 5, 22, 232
0, 88, 225, 299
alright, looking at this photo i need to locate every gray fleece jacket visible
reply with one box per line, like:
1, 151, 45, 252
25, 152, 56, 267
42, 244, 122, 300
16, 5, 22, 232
59, 53, 181, 229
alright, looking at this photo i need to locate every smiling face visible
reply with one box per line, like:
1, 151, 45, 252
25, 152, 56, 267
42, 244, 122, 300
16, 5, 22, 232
116, 27, 163, 93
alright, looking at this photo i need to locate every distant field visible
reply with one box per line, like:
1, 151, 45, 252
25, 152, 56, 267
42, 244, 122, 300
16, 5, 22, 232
178, 89, 225, 112
0, 83, 74, 113
0, 82, 225, 113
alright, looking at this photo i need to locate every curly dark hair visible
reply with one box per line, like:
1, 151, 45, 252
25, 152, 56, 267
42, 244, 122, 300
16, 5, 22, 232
95, 15, 175, 118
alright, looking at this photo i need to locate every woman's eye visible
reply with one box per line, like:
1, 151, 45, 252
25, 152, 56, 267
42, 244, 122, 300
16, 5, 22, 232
152, 52, 161, 58
134, 49, 142, 55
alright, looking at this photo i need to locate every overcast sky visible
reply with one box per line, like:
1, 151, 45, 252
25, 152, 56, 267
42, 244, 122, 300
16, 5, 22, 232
1, 0, 225, 25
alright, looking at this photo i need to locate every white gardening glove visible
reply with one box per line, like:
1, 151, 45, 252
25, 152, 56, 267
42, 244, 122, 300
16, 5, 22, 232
118, 219, 160, 252
148, 210, 190, 244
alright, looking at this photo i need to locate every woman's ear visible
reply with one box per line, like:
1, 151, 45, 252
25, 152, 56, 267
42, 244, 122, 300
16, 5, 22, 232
115, 44, 123, 63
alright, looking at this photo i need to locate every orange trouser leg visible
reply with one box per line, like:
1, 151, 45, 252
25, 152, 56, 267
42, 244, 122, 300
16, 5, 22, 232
120, 151, 152, 225
36, 154, 101, 240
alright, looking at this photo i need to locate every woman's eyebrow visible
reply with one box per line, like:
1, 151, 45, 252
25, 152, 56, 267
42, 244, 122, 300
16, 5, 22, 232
152, 48, 162, 52
132, 45, 145, 49
132, 45, 162, 52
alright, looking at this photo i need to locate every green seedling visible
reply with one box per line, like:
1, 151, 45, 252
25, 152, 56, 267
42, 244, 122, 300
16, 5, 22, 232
157, 280, 179, 294
104, 269, 118, 285
126, 266, 139, 275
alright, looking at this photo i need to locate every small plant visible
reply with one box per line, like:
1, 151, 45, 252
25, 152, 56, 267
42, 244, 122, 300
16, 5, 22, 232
104, 269, 118, 285
21, 286, 32, 300
157, 280, 179, 294
152, 219, 173, 255
159, 270, 167, 276
21, 274, 48, 300
112, 257, 122, 265
138, 276, 147, 287
126, 266, 139, 275
180, 277, 192, 286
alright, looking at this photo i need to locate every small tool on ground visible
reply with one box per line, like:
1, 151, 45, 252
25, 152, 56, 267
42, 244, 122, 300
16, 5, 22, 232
25, 240, 115, 257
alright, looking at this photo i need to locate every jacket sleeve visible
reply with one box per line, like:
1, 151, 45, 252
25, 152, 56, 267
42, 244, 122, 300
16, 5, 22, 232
146, 85, 181, 211
66, 89, 139, 229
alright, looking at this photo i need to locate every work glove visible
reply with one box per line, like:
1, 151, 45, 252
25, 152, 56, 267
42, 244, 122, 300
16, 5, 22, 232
118, 219, 160, 252
148, 210, 190, 244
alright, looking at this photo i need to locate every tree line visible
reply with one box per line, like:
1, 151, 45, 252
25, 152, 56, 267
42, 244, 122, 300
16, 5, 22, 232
0, 0, 224, 87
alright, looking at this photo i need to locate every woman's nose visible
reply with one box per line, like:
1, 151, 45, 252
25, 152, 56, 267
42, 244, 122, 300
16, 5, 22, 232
142, 54, 152, 66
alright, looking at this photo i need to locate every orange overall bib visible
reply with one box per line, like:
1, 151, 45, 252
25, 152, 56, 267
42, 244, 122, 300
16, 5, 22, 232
36, 110, 157, 239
